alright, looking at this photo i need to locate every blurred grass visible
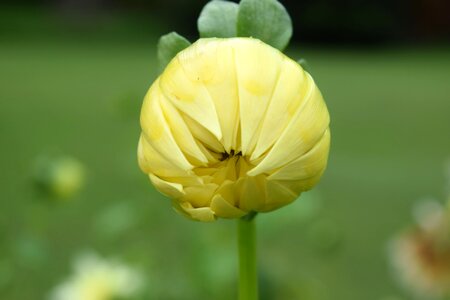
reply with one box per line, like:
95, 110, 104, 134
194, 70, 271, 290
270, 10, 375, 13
1, 8, 450, 300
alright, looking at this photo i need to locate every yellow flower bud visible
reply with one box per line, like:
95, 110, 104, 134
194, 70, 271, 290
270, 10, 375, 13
138, 38, 330, 222
33, 155, 85, 200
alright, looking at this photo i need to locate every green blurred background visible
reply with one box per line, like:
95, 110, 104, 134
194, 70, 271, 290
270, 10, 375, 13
0, 0, 449, 299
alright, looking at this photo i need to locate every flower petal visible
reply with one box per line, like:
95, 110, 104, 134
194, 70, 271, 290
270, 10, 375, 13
250, 58, 308, 160
138, 135, 191, 178
159, 43, 222, 141
140, 81, 193, 171
275, 171, 326, 195
235, 175, 266, 212
159, 98, 208, 165
178, 202, 216, 222
149, 174, 185, 199
182, 113, 224, 153
248, 74, 329, 176
180, 183, 219, 207
261, 180, 298, 212
161, 175, 203, 186
233, 38, 282, 155
195, 140, 221, 163
268, 129, 330, 180
211, 194, 247, 218
188, 39, 240, 152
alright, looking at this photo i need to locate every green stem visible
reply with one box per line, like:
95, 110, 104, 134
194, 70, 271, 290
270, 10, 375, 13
238, 213, 258, 300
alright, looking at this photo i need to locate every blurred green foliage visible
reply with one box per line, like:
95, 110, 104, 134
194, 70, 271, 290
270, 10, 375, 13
0, 7, 450, 300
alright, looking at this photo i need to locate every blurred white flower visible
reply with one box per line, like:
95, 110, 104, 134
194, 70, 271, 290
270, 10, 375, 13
49, 252, 143, 300
412, 199, 445, 233
389, 200, 450, 299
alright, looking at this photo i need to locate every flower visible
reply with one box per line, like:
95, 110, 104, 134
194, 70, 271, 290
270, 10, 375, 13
389, 201, 450, 299
49, 252, 143, 300
138, 38, 330, 221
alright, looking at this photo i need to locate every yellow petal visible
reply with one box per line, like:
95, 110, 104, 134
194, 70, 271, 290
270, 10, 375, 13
261, 180, 298, 212
162, 175, 203, 186
233, 38, 283, 155
268, 129, 330, 180
178, 202, 216, 222
211, 194, 247, 218
159, 98, 208, 165
207, 156, 240, 184
210, 180, 247, 217
182, 113, 224, 153
248, 75, 329, 176
180, 183, 218, 207
275, 171, 326, 195
149, 174, 185, 199
193, 167, 217, 177
217, 180, 238, 204
251, 58, 308, 160
159, 46, 222, 141
195, 140, 221, 163
140, 81, 193, 171
138, 135, 192, 178
237, 156, 253, 178
186, 39, 240, 152
236, 175, 266, 212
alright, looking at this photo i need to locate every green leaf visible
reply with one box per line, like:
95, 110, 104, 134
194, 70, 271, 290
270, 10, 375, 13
157, 32, 191, 71
198, 0, 239, 38
237, 0, 293, 51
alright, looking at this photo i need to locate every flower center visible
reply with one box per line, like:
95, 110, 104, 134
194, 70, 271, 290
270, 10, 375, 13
219, 149, 243, 162
193, 148, 256, 184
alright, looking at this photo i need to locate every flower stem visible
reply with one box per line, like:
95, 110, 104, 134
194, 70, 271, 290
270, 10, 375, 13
238, 212, 258, 300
